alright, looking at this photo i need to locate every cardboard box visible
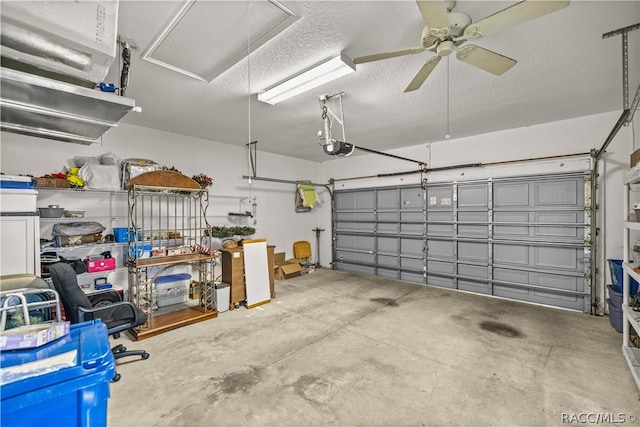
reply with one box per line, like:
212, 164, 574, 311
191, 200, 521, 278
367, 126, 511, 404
274, 259, 302, 280
632, 149, 640, 168
0, 321, 70, 350
36, 177, 70, 188
274, 252, 286, 266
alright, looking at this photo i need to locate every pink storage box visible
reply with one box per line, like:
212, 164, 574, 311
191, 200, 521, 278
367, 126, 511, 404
84, 258, 116, 273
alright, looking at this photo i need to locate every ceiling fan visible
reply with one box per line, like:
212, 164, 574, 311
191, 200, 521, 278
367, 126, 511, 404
353, 0, 569, 92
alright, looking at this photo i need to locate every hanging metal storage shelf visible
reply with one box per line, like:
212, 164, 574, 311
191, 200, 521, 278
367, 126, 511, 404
0, 68, 137, 144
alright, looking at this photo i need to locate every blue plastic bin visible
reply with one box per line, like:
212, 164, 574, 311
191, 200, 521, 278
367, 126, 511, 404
1, 320, 116, 427
113, 227, 141, 243
607, 259, 639, 295
0, 176, 34, 189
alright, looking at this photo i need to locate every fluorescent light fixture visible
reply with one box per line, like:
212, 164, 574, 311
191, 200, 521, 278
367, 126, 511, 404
258, 53, 355, 105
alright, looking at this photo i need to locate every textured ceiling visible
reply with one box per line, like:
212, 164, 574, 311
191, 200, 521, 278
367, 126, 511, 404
111, 1, 640, 163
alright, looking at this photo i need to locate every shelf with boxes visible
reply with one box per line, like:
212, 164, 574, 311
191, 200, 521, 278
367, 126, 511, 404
621, 173, 640, 390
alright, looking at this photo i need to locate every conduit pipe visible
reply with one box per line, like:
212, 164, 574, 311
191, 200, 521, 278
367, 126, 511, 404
591, 108, 633, 314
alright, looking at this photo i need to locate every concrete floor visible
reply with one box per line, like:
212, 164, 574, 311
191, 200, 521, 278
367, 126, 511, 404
108, 268, 640, 427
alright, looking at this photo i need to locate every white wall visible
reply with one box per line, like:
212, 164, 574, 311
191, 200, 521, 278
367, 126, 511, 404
0, 123, 327, 261
321, 110, 637, 313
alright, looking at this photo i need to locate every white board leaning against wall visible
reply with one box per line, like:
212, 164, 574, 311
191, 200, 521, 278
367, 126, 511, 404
243, 239, 271, 308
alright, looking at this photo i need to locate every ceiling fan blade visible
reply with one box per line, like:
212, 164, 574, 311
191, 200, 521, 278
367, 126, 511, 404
416, 0, 450, 29
456, 45, 516, 75
404, 56, 442, 92
462, 1, 569, 39
353, 47, 425, 65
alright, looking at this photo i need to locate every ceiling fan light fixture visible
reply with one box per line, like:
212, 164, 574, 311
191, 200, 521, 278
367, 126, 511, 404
437, 40, 455, 56
258, 53, 355, 105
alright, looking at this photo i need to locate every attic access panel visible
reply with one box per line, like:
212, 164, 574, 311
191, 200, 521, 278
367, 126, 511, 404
141, 0, 298, 82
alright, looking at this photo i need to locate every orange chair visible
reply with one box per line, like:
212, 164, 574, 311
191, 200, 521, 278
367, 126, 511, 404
293, 241, 315, 268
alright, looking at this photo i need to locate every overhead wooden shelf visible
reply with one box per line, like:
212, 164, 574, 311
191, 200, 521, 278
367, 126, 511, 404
129, 170, 201, 189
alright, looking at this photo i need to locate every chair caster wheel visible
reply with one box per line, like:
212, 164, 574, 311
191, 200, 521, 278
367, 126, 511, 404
112, 373, 121, 382
142, 352, 150, 360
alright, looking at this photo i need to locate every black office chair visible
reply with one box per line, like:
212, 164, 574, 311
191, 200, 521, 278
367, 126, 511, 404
48, 262, 149, 382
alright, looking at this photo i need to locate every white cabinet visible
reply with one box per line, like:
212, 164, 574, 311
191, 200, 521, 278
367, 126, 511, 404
0, 214, 40, 275
621, 174, 640, 390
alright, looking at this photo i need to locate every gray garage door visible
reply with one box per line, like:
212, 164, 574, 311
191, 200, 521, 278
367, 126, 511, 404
333, 173, 590, 311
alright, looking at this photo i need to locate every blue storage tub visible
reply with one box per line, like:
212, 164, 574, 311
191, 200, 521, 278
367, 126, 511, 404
1, 320, 116, 427
607, 259, 639, 295
155, 273, 192, 284
607, 299, 639, 336
607, 285, 623, 309
0, 176, 35, 190
113, 227, 141, 243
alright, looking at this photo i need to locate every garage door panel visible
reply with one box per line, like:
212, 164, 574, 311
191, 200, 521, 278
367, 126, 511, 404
427, 239, 454, 258
458, 211, 488, 237
377, 189, 398, 209
400, 222, 424, 235
378, 268, 399, 280
458, 241, 489, 263
335, 191, 374, 210
400, 188, 424, 210
494, 212, 529, 237
335, 262, 375, 275
377, 212, 398, 222
532, 271, 582, 293
378, 222, 398, 233
494, 182, 529, 207
401, 271, 425, 284
377, 237, 398, 253
427, 275, 455, 288
493, 286, 533, 304
336, 222, 374, 232
459, 280, 491, 295
458, 184, 488, 208
336, 235, 374, 252
534, 212, 583, 239
401, 211, 424, 222
530, 291, 583, 311
427, 260, 453, 274
493, 267, 528, 285
427, 211, 453, 235
458, 263, 488, 279
534, 246, 581, 271
401, 238, 424, 257
336, 251, 375, 265
493, 243, 529, 266
534, 180, 579, 206
402, 257, 424, 270
377, 255, 398, 268
427, 186, 453, 209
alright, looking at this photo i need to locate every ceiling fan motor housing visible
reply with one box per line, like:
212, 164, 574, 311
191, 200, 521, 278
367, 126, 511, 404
421, 11, 472, 48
